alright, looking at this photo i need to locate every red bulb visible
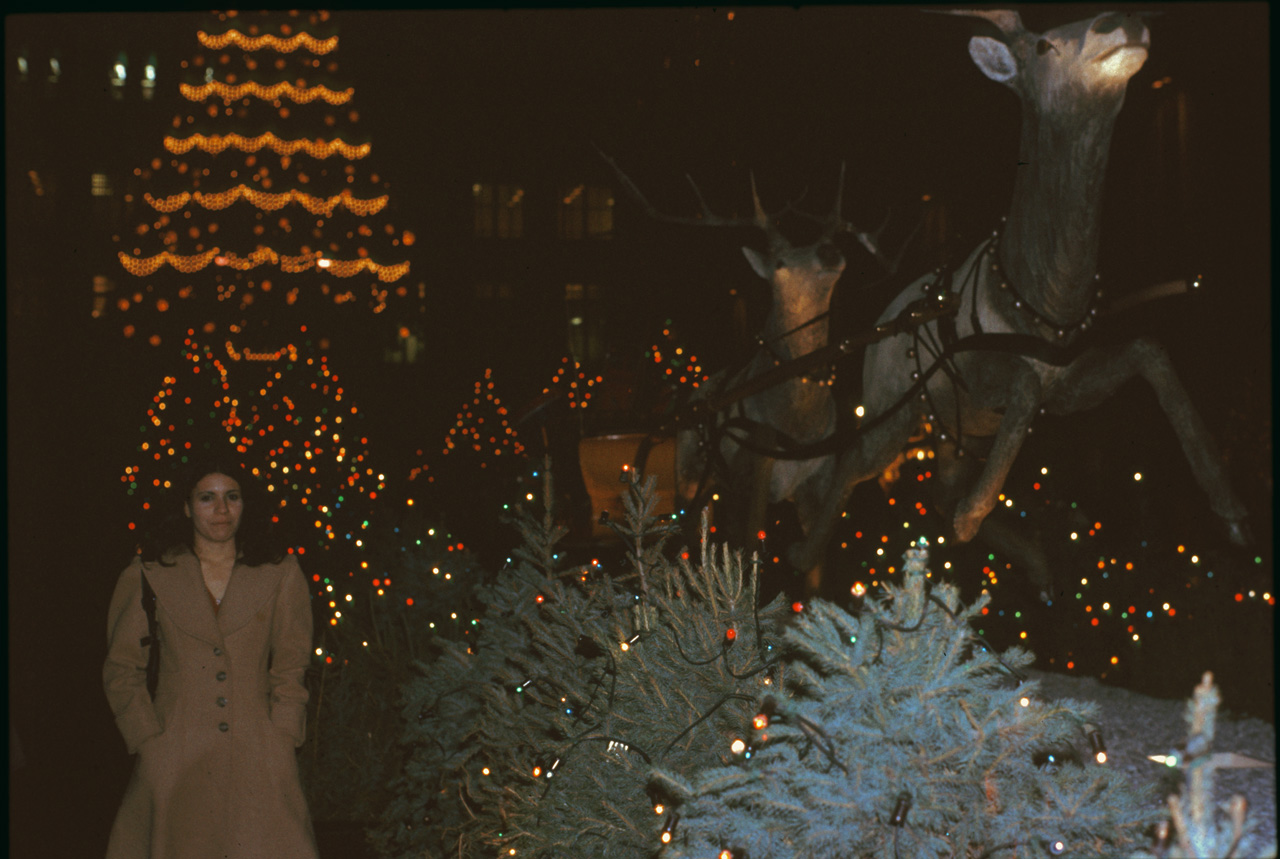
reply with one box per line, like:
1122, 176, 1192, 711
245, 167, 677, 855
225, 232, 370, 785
756, 530, 767, 541
792, 601, 804, 613
725, 628, 736, 641
535, 594, 545, 603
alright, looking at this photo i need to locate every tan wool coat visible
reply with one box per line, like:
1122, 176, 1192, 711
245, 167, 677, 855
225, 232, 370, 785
103, 548, 319, 859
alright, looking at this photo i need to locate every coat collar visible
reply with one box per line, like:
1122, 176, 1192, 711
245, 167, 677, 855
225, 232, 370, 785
147, 548, 284, 644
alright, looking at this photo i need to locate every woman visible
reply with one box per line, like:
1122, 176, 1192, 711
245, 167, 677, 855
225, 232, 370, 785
103, 458, 319, 859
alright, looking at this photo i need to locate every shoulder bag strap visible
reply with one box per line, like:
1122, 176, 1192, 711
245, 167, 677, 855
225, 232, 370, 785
139, 567, 160, 700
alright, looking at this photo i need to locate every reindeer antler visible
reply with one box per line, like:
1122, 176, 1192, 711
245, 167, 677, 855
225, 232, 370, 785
595, 144, 781, 240
937, 8, 1026, 38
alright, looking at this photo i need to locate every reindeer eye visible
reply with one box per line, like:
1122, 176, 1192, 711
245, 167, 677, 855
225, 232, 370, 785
1036, 39, 1055, 56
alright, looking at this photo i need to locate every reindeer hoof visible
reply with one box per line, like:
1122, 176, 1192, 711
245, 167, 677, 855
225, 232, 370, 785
1226, 519, 1253, 548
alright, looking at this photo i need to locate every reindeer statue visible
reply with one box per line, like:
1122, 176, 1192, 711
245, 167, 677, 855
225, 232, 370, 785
599, 153, 900, 593
786, 9, 1251, 601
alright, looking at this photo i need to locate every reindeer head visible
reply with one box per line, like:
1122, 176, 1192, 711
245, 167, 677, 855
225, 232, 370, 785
739, 169, 848, 326
957, 10, 1150, 114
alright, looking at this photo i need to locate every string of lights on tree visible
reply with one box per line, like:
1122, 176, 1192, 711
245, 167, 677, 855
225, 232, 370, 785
437, 367, 526, 464
541, 355, 605, 410
647, 317, 710, 392
123, 324, 384, 550
701, 432, 1271, 693
107, 9, 416, 348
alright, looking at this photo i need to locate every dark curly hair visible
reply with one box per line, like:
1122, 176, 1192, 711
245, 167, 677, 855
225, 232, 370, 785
141, 455, 286, 568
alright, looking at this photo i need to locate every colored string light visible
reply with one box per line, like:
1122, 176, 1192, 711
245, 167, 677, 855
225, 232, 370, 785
118, 248, 220, 275
164, 133, 370, 160
180, 80, 353, 104
144, 186, 388, 216
197, 29, 338, 54
118, 247, 409, 281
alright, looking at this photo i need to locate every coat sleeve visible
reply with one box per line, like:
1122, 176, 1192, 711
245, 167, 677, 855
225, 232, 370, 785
103, 558, 163, 754
268, 554, 313, 747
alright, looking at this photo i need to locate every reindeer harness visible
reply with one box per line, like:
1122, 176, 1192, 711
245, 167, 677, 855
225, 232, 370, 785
685, 219, 1183, 469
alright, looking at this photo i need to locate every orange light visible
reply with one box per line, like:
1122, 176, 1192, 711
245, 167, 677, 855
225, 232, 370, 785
197, 29, 338, 54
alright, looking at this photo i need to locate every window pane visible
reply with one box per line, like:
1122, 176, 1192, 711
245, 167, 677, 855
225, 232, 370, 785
472, 182, 493, 238
587, 185, 614, 238
559, 185, 585, 239
498, 185, 523, 238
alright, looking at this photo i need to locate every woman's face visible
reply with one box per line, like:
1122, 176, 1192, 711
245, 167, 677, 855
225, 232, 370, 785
184, 472, 244, 547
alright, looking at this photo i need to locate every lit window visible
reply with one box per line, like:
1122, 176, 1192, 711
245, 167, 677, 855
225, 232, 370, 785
142, 60, 157, 100
497, 184, 523, 238
91, 173, 113, 197
111, 56, 127, 100
92, 275, 115, 318
48, 57, 61, 83
558, 185, 585, 239
472, 183, 494, 238
16, 56, 28, 81
472, 182, 523, 239
558, 184, 614, 239
565, 283, 605, 364
586, 185, 614, 238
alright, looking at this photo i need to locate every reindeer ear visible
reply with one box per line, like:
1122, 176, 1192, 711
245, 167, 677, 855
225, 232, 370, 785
741, 246, 773, 280
969, 35, 1019, 84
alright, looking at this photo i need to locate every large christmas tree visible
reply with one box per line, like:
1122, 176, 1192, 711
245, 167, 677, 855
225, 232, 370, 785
109, 9, 414, 350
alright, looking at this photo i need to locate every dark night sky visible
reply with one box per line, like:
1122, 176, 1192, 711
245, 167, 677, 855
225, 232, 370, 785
5, 5, 1272, 853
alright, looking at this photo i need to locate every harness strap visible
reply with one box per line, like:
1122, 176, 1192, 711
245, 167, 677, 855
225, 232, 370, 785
707, 330, 1090, 461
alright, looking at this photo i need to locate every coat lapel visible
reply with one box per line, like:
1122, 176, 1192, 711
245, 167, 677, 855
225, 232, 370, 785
218, 561, 283, 637
146, 550, 223, 647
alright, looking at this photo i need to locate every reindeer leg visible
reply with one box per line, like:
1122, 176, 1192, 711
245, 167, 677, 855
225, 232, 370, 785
786, 405, 919, 573
1045, 337, 1250, 544
933, 440, 1054, 601
794, 460, 835, 598
953, 366, 1041, 543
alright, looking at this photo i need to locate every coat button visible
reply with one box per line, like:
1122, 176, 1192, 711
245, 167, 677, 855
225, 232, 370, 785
217, 697, 227, 707
219, 722, 229, 732
213, 647, 222, 656
216, 671, 227, 681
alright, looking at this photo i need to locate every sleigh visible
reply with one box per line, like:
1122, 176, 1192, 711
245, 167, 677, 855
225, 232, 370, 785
577, 432, 681, 539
